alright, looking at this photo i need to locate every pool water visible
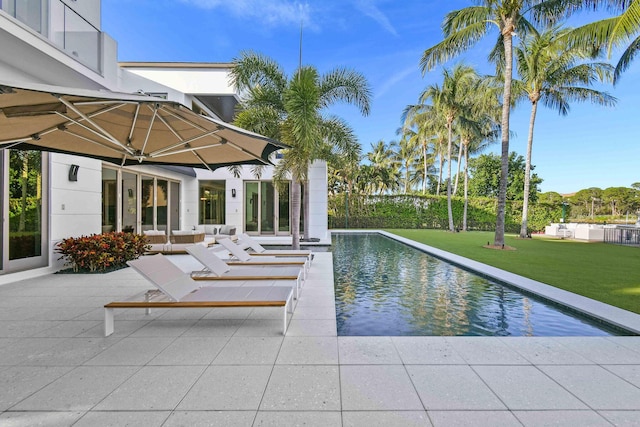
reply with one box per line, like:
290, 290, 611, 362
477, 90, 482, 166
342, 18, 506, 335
332, 233, 626, 336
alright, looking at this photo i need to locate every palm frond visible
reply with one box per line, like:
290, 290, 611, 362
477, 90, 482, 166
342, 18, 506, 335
319, 68, 372, 115
614, 35, 640, 82
421, 21, 490, 72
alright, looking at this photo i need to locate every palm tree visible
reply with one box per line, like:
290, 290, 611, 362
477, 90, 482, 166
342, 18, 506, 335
420, 0, 563, 246
367, 140, 401, 194
568, 0, 640, 83
513, 26, 617, 238
421, 64, 479, 232
231, 51, 371, 249
402, 103, 447, 195
392, 134, 422, 193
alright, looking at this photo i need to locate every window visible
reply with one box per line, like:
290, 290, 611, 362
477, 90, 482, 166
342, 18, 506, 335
199, 181, 225, 224
101, 168, 117, 233
8, 150, 44, 260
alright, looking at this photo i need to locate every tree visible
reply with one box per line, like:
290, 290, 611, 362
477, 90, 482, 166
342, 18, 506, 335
569, 187, 603, 218
231, 51, 371, 248
513, 25, 617, 237
468, 152, 542, 201
569, 0, 640, 83
420, 64, 479, 231
421, 1, 536, 246
366, 140, 401, 194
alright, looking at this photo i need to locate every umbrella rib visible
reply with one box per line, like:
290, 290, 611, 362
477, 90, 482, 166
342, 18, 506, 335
148, 129, 222, 157
192, 150, 213, 172
225, 140, 270, 165
158, 105, 208, 132
57, 96, 130, 152
58, 128, 131, 156
54, 112, 135, 156
150, 141, 223, 157
140, 104, 159, 156
128, 103, 140, 143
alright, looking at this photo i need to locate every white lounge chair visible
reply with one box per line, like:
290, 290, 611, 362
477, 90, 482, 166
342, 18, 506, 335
104, 254, 294, 336
186, 244, 304, 299
238, 233, 313, 262
216, 238, 310, 277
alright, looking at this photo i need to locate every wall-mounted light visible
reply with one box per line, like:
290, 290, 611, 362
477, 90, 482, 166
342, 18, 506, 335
68, 164, 79, 181
231, 189, 236, 198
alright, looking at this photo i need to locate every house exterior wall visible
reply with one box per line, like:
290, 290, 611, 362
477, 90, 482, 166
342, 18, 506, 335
0, 2, 329, 284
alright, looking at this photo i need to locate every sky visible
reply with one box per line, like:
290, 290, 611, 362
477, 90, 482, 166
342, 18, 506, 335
102, 0, 640, 194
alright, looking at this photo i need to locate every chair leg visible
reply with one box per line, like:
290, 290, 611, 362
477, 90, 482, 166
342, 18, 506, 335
104, 308, 114, 337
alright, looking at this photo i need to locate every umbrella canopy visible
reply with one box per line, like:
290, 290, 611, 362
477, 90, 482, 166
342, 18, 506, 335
0, 80, 286, 170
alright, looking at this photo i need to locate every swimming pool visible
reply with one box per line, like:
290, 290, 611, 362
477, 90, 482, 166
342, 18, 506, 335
332, 233, 627, 336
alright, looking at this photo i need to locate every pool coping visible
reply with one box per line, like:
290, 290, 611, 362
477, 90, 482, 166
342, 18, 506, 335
332, 229, 640, 335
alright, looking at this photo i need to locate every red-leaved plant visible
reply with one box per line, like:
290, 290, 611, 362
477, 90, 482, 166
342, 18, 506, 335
56, 232, 149, 272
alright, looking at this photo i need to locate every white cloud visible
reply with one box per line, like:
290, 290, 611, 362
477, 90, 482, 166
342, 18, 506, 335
179, 0, 314, 29
375, 65, 416, 99
353, 0, 397, 36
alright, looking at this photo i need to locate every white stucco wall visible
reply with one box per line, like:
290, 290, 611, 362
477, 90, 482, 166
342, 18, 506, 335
308, 160, 329, 240
122, 67, 235, 96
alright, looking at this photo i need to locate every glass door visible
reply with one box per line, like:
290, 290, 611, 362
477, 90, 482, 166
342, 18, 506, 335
170, 181, 180, 232
121, 171, 137, 233
2, 149, 48, 273
101, 169, 117, 233
244, 181, 291, 235
261, 182, 275, 235
245, 182, 259, 232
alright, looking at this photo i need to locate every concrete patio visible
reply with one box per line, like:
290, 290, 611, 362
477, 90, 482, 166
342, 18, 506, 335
1, 251, 640, 426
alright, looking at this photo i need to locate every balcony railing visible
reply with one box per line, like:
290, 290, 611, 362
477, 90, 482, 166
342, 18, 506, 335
2, 0, 101, 72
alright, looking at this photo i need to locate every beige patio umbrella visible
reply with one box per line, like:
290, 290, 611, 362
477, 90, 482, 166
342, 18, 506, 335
0, 80, 286, 169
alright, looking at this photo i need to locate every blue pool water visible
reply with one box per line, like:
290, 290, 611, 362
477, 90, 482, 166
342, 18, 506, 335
332, 233, 627, 336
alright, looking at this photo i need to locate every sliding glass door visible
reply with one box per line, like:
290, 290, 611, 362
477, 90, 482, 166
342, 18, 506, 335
244, 181, 291, 235
1, 149, 48, 273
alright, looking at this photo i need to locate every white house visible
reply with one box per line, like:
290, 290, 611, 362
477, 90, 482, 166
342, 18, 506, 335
0, 0, 328, 284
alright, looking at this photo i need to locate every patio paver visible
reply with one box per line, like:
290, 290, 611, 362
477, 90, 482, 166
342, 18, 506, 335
1, 250, 640, 425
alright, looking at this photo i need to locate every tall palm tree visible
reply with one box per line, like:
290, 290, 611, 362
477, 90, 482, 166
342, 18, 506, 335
421, 64, 479, 232
569, 0, 640, 83
420, 0, 562, 246
231, 51, 371, 248
392, 134, 421, 193
513, 26, 617, 238
367, 140, 401, 194
402, 103, 447, 195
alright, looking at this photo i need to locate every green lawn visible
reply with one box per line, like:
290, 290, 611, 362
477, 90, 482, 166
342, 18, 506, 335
387, 229, 640, 315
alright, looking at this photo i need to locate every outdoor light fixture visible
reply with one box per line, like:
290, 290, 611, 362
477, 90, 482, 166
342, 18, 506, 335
68, 164, 79, 181
231, 189, 236, 198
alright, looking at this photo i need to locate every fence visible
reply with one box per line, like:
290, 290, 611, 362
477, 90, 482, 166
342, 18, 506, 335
604, 226, 640, 246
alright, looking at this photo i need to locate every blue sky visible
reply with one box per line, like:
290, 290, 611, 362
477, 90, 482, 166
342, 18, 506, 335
103, 0, 639, 194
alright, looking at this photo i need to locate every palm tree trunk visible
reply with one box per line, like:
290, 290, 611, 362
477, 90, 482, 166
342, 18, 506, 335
303, 177, 310, 241
437, 155, 444, 196
494, 28, 514, 247
520, 100, 538, 238
453, 137, 463, 196
291, 177, 301, 250
447, 122, 454, 232
463, 143, 469, 231
422, 141, 428, 194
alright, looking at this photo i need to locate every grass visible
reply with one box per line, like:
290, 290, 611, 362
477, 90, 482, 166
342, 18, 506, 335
387, 229, 640, 315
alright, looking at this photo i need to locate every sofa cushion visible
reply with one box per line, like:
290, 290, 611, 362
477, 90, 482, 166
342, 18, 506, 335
171, 231, 205, 244
143, 230, 167, 244
219, 225, 236, 235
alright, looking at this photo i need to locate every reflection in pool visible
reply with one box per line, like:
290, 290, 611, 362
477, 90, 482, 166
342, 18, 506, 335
333, 233, 626, 336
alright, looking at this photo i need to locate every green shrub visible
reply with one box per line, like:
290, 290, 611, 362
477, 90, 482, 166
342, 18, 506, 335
329, 194, 553, 232
56, 232, 149, 272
